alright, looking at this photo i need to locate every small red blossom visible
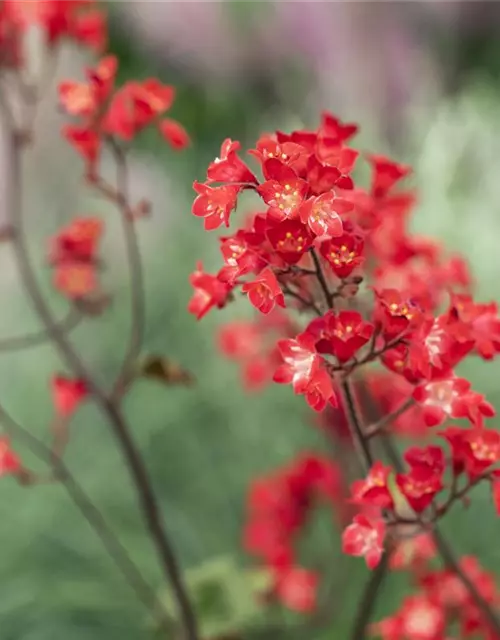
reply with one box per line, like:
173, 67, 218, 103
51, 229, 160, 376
275, 567, 318, 613
342, 513, 385, 569
266, 219, 313, 264
301, 367, 337, 412
449, 294, 500, 360
299, 192, 352, 238
413, 375, 495, 428
158, 118, 190, 150
52, 375, 88, 418
308, 310, 374, 363
49, 217, 103, 300
257, 159, 309, 221
207, 138, 258, 185
375, 288, 423, 338
273, 334, 319, 394
242, 268, 285, 315
192, 182, 241, 231
320, 233, 364, 279
396, 466, 443, 513
350, 461, 394, 509
368, 154, 411, 198
188, 263, 232, 320
462, 428, 500, 479
0, 437, 20, 477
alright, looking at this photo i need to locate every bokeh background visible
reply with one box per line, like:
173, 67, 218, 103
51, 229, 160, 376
2, 1, 500, 638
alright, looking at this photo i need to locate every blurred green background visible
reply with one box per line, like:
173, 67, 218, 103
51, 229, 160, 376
2, 2, 500, 638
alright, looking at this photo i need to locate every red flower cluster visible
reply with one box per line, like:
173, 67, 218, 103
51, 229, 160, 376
372, 537, 500, 639
190, 111, 500, 618
243, 453, 342, 612
59, 54, 189, 176
0, 0, 106, 68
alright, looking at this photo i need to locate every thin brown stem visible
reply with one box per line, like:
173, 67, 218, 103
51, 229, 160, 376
341, 380, 373, 473
0, 307, 81, 352
108, 141, 146, 398
310, 248, 334, 310
364, 397, 414, 439
350, 550, 391, 640
0, 402, 170, 631
2, 118, 199, 638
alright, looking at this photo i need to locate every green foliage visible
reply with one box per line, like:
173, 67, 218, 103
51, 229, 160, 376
159, 555, 274, 638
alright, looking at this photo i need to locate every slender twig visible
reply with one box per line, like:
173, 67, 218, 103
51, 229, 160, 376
0, 403, 170, 630
341, 381, 373, 473
364, 397, 414, 439
0, 308, 81, 352
310, 248, 334, 310
281, 283, 322, 316
433, 527, 500, 634
2, 114, 199, 638
350, 551, 391, 640
108, 141, 146, 398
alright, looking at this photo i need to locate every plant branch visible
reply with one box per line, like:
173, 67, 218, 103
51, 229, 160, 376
310, 248, 334, 310
364, 397, 414, 439
0, 402, 170, 631
432, 528, 500, 635
107, 140, 146, 398
2, 114, 199, 639
341, 380, 373, 473
350, 550, 391, 640
0, 307, 81, 352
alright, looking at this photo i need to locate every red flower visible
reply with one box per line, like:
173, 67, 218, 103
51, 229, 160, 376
49, 217, 103, 300
273, 334, 319, 394
342, 513, 385, 569
242, 268, 285, 315
257, 159, 309, 221
275, 567, 318, 613
52, 375, 88, 418
159, 118, 190, 150
192, 182, 241, 231
248, 136, 306, 171
0, 437, 20, 477
319, 111, 358, 144
188, 263, 232, 320
306, 155, 342, 196
102, 79, 175, 140
54, 262, 98, 299
62, 125, 100, 171
462, 428, 500, 479
266, 219, 313, 264
375, 288, 423, 338
449, 294, 500, 360
368, 154, 411, 198
299, 192, 352, 238
309, 310, 373, 363
396, 467, 443, 513
398, 595, 445, 640
351, 461, 394, 509
390, 533, 436, 571
207, 138, 258, 185
49, 217, 103, 264
302, 367, 337, 412
320, 233, 364, 279
413, 375, 495, 428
